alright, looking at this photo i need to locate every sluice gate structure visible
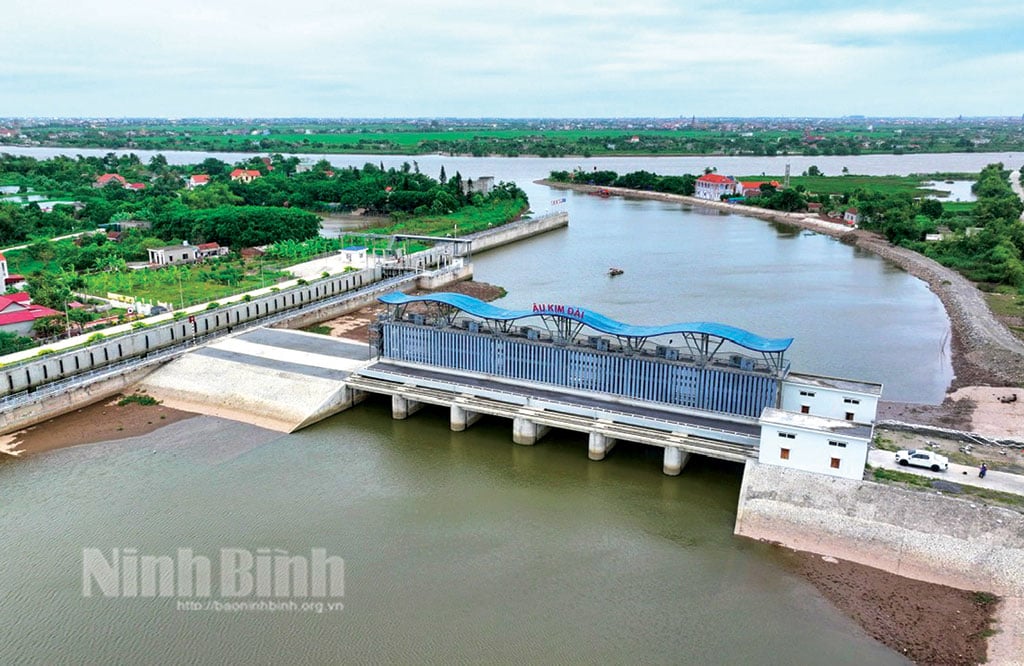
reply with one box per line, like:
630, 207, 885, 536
349, 292, 881, 477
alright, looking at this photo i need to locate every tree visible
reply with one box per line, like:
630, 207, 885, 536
32, 315, 67, 339
0, 331, 35, 354
919, 199, 944, 220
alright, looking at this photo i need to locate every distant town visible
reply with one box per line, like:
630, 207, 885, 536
2, 116, 1024, 157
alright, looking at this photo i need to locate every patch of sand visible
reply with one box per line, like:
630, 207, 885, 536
0, 393, 197, 456
948, 386, 1024, 440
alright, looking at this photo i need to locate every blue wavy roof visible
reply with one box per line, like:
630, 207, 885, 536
379, 292, 793, 353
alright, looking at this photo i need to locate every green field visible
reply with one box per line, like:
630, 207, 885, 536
81, 263, 292, 307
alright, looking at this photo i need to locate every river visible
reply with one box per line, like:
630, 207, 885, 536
4, 147, 1015, 664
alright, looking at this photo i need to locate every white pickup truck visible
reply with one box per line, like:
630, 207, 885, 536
895, 449, 949, 472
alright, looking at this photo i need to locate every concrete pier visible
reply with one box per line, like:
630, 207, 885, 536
450, 404, 483, 431
588, 432, 617, 461
663, 447, 691, 476
392, 395, 424, 420
513, 417, 550, 446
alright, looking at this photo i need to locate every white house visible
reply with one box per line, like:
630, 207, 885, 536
148, 243, 200, 266
187, 174, 211, 189
843, 207, 860, 225
0, 252, 7, 294
694, 173, 740, 200
197, 242, 230, 259
757, 408, 873, 481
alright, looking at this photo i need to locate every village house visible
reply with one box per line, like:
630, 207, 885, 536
1, 253, 26, 294
197, 242, 230, 259
843, 207, 860, 225
94, 173, 147, 190
240, 247, 266, 262
461, 176, 494, 196
94, 173, 127, 188
148, 243, 200, 266
187, 174, 211, 189
737, 180, 781, 198
230, 169, 262, 183
694, 173, 740, 200
0, 291, 61, 337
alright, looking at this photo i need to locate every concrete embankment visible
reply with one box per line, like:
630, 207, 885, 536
137, 329, 371, 432
0, 363, 166, 436
457, 211, 568, 256
735, 460, 1024, 595
735, 460, 1024, 660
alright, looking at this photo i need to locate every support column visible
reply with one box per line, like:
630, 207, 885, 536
450, 404, 483, 431
663, 447, 692, 476
513, 417, 550, 446
391, 395, 423, 420
588, 432, 617, 461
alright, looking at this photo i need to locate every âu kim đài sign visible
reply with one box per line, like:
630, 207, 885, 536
532, 303, 586, 319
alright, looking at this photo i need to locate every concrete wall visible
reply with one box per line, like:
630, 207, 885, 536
0, 267, 384, 400
0, 362, 163, 434
459, 212, 568, 256
734, 461, 1024, 595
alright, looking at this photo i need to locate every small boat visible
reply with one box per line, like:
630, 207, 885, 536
608, 267, 624, 277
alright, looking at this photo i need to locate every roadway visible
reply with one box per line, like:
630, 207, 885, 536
868, 449, 1024, 496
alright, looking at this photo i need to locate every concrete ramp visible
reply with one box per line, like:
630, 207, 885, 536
138, 329, 372, 432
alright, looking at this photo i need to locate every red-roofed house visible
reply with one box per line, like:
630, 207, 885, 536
738, 180, 781, 198
0, 292, 62, 336
197, 242, 229, 259
125, 182, 146, 191
694, 173, 740, 200
188, 174, 211, 189
94, 173, 127, 188
230, 169, 261, 183
843, 207, 860, 225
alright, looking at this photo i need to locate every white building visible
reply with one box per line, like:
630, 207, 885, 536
758, 408, 873, 480
778, 373, 882, 424
148, 243, 200, 266
340, 245, 368, 269
758, 373, 882, 480
694, 173, 740, 200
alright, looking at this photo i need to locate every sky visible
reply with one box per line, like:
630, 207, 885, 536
1, 0, 1022, 119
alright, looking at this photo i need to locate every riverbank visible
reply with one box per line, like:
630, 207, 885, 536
779, 548, 997, 666
540, 180, 1024, 420
0, 393, 196, 456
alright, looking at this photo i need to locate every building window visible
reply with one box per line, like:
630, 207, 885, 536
828, 440, 848, 448
799, 390, 816, 397
777, 432, 795, 439
830, 457, 841, 469
843, 398, 860, 405
780, 448, 790, 460
845, 412, 854, 421
800, 405, 810, 414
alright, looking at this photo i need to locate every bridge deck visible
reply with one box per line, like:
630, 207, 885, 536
349, 362, 760, 462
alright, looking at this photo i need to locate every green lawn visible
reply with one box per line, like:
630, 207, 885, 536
81, 263, 292, 307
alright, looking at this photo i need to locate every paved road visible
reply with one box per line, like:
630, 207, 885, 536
1, 229, 100, 254
868, 449, 1024, 496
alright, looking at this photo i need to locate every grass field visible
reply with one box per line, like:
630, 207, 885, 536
738, 174, 944, 197
81, 263, 291, 307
